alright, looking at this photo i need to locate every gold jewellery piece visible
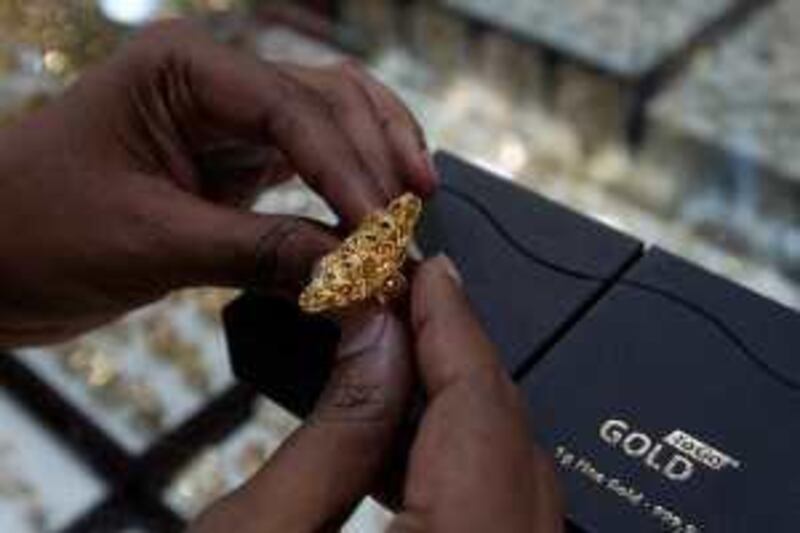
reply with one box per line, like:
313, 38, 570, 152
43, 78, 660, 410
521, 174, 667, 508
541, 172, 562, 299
299, 193, 423, 313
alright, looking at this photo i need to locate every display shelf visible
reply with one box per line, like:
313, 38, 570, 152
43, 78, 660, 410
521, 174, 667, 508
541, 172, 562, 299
57, 385, 256, 533
163, 398, 393, 530
0, 354, 256, 532
651, 0, 800, 183
162, 398, 299, 519
16, 291, 237, 453
0, 9, 799, 533
61, 494, 184, 533
334, 0, 769, 148
648, 0, 800, 277
0, 390, 106, 532
443, 0, 738, 76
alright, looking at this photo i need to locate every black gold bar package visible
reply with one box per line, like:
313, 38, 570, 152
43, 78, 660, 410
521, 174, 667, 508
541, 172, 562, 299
224, 294, 339, 417
522, 248, 800, 532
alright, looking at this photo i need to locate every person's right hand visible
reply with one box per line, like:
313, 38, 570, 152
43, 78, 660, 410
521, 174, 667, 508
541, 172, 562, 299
391, 256, 564, 532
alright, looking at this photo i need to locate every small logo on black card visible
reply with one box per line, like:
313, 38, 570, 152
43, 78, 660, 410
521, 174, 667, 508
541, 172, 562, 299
662, 429, 741, 472
600, 419, 741, 482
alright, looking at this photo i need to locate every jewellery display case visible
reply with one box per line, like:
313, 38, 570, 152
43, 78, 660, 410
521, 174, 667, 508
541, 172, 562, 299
0, 390, 106, 532
17, 293, 238, 454
647, 0, 800, 279
443, 0, 739, 76
339, 0, 767, 148
2, 1, 800, 531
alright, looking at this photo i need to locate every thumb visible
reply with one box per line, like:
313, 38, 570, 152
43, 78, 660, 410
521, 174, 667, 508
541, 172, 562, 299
191, 308, 413, 533
150, 187, 338, 295
410, 254, 501, 396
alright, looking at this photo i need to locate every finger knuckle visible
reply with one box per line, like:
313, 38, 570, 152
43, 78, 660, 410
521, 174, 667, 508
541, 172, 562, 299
292, 73, 329, 110
253, 218, 307, 284
325, 83, 360, 119
263, 217, 305, 253
315, 377, 390, 422
265, 108, 305, 142
318, 62, 370, 115
265, 74, 331, 137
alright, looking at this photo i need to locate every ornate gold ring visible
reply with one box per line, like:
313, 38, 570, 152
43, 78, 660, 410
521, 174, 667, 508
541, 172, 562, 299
299, 193, 423, 313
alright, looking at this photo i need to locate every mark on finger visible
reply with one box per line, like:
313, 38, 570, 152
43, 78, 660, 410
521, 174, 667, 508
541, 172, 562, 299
330, 382, 382, 410
314, 378, 390, 422
252, 217, 304, 290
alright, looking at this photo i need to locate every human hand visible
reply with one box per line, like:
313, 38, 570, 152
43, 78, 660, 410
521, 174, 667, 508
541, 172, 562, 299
390, 256, 563, 532
191, 256, 562, 533
0, 20, 435, 347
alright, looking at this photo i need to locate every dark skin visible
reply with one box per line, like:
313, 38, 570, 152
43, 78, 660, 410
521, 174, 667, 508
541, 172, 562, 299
0, 21, 562, 532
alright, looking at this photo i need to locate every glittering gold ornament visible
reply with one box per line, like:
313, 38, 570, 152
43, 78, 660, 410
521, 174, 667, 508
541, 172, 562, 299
299, 193, 422, 313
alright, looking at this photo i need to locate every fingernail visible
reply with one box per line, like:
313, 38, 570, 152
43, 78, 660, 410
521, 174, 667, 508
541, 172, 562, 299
338, 311, 391, 358
420, 150, 439, 190
434, 253, 462, 286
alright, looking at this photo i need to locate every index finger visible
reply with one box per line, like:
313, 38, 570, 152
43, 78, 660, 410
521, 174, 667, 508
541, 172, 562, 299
129, 20, 387, 227
410, 255, 503, 395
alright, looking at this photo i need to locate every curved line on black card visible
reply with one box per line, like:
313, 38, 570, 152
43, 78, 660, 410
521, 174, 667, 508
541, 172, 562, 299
439, 185, 605, 282
436, 185, 800, 391
621, 280, 800, 391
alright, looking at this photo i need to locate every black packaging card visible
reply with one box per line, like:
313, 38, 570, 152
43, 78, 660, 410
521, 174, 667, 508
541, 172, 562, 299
418, 152, 641, 376
223, 293, 340, 417
522, 248, 800, 532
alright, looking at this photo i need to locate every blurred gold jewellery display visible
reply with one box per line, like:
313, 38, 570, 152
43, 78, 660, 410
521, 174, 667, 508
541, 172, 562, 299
299, 193, 423, 313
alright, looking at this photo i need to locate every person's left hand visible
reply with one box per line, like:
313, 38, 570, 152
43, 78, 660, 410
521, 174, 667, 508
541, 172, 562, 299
0, 20, 436, 347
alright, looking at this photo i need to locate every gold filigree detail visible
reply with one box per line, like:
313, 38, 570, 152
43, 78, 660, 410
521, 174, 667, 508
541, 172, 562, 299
299, 193, 422, 313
